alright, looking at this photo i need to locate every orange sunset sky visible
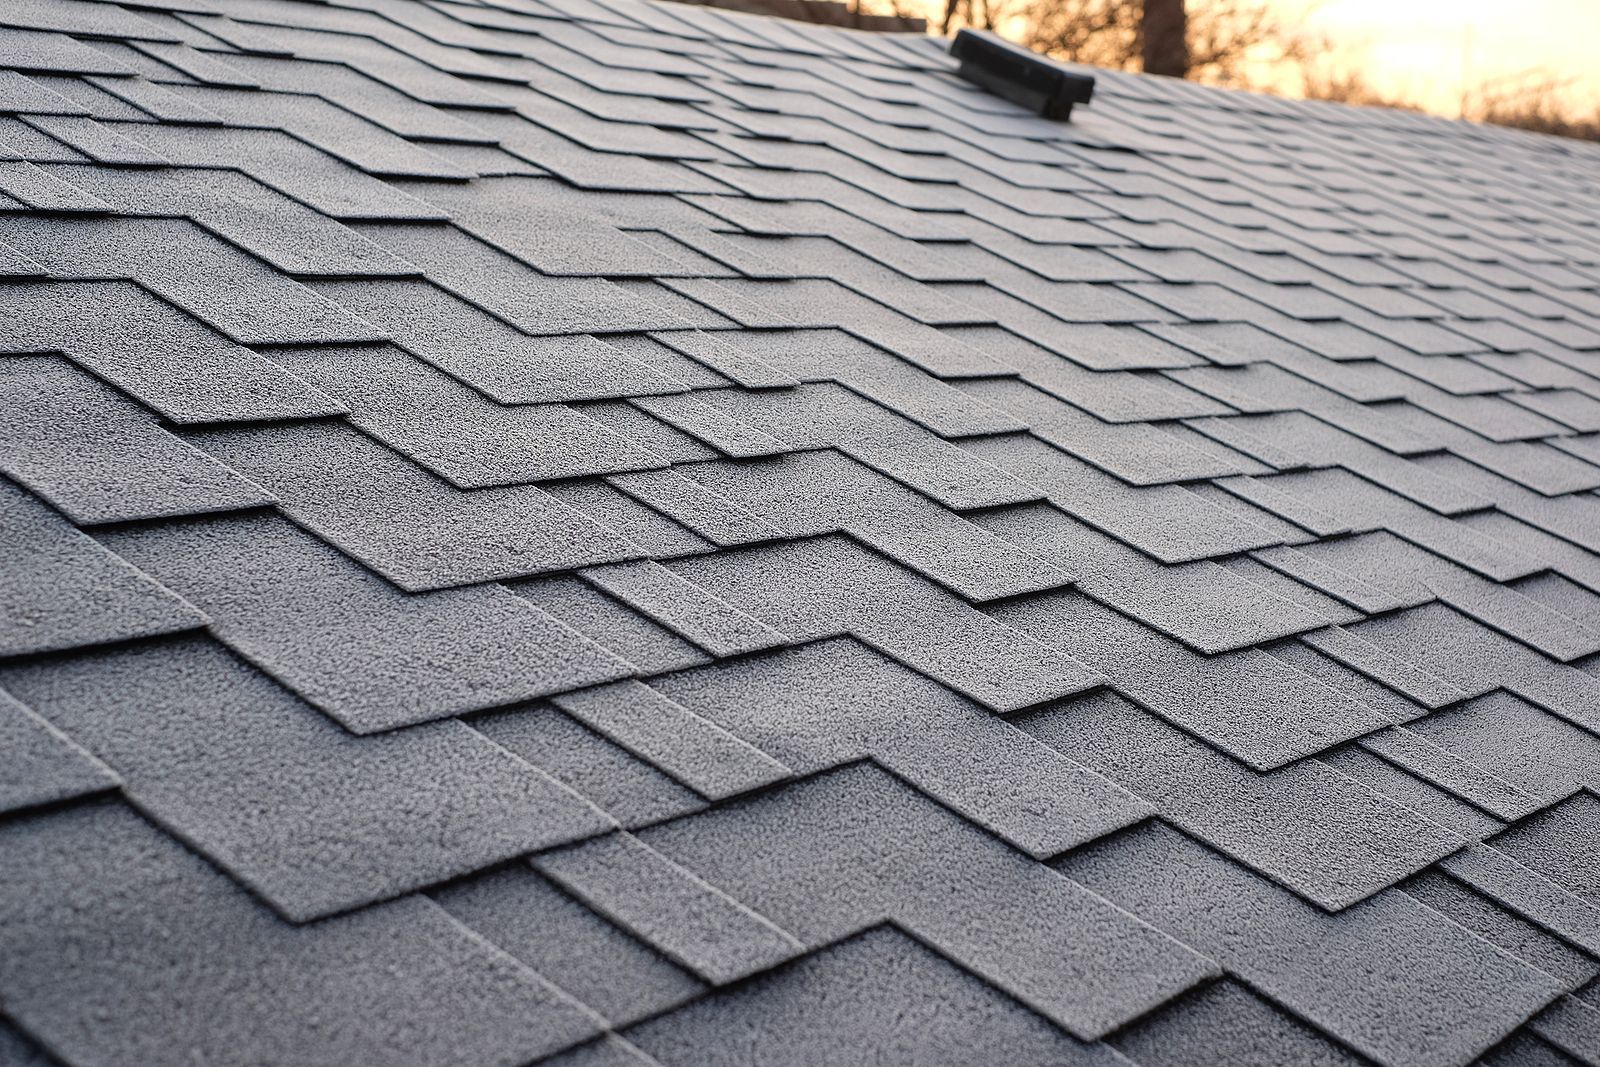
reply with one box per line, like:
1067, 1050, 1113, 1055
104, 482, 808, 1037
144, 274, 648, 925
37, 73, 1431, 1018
895, 0, 1600, 118
1301, 0, 1600, 114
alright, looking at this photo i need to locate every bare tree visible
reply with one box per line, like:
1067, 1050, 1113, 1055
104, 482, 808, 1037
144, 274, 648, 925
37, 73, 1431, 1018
1298, 54, 1600, 141
1020, 0, 1137, 68
934, 0, 1034, 32
1140, 0, 1188, 77
1020, 0, 1319, 82
861, 0, 1600, 143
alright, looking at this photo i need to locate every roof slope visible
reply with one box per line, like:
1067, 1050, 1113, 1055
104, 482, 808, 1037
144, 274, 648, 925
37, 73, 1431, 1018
2, 0, 1600, 1064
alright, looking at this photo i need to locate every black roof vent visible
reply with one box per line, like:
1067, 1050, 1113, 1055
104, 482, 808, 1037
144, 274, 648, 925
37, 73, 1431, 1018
949, 29, 1095, 121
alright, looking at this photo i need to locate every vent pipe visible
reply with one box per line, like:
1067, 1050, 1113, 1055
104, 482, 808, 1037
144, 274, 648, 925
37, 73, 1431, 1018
949, 29, 1095, 121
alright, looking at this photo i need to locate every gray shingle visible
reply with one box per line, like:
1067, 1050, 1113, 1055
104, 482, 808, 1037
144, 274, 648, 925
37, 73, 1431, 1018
102, 513, 630, 732
995, 591, 1390, 770
0, 355, 269, 524
472, 703, 708, 829
267, 344, 665, 487
666, 277, 1006, 377
433, 865, 706, 1027
509, 575, 711, 676
1529, 997, 1600, 1065
188, 419, 646, 590
977, 502, 1329, 653
0, 684, 116, 816
1, 635, 613, 922
554, 680, 792, 801
644, 382, 1040, 510
626, 926, 1127, 1067
1439, 844, 1600, 960
1290, 531, 1600, 662
1062, 821, 1562, 1067
11, 1, 1600, 1061
351, 224, 686, 336
658, 450, 1071, 600
1476, 1031, 1585, 1067
667, 536, 1100, 714
0, 476, 201, 658
1400, 870, 1599, 990
1111, 980, 1369, 1067
1020, 690, 1462, 909
0, 801, 604, 1067
649, 636, 1142, 857
1348, 604, 1600, 734
581, 559, 788, 658
960, 377, 1261, 485
535, 831, 805, 984
1492, 794, 1600, 907
1405, 692, 1600, 808
632, 763, 1216, 1039
963, 432, 1282, 563
0, 28, 132, 75
0, 215, 382, 346
1318, 744, 1509, 840
414, 176, 695, 277
0, 281, 344, 424
309, 278, 680, 404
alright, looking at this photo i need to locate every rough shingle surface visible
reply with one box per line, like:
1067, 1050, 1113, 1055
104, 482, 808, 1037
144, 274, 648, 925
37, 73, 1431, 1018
4, 1, 1600, 1062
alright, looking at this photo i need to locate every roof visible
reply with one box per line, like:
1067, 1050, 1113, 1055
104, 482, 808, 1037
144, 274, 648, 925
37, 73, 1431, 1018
2, 0, 1600, 1064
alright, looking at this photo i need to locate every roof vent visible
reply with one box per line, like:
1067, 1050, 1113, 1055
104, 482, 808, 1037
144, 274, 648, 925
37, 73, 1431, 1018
949, 29, 1094, 121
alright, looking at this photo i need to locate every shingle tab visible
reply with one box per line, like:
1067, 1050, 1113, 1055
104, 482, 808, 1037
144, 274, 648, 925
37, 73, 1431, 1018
536, 831, 806, 985
433, 865, 706, 1027
1111, 980, 1369, 1067
554, 680, 793, 801
1, 636, 614, 922
309, 278, 681, 403
995, 591, 1390, 769
0, 684, 116, 815
0, 355, 270, 524
267, 344, 665, 487
626, 926, 1127, 1066
186, 420, 645, 590
0, 476, 201, 658
1062, 822, 1561, 1067
102, 513, 630, 732
1020, 690, 1463, 908
0, 215, 383, 346
0, 802, 604, 1067
0, 280, 345, 424
632, 763, 1217, 1039
667, 536, 1099, 713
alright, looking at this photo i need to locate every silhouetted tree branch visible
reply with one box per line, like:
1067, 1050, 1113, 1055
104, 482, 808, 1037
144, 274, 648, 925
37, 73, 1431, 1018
1008, 0, 1318, 82
1140, 0, 1188, 76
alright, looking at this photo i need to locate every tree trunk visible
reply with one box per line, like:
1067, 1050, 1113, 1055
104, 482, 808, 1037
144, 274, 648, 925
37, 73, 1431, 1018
1141, 0, 1189, 78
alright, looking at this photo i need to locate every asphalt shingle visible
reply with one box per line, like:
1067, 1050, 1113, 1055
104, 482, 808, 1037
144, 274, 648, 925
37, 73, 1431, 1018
1062, 821, 1562, 1067
631, 763, 1217, 1038
1, 635, 615, 922
0, 476, 201, 658
0, 802, 605, 1067
8, 1, 1600, 1062
186, 419, 645, 590
1020, 690, 1463, 909
102, 512, 631, 732
625, 926, 1126, 1066
0, 683, 116, 816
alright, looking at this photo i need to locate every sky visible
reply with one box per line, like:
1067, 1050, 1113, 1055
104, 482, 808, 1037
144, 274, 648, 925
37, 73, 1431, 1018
1298, 0, 1600, 115
891, 0, 1600, 119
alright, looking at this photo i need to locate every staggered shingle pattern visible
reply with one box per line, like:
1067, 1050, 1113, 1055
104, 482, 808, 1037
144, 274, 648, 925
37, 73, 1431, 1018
4, 0, 1600, 1063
